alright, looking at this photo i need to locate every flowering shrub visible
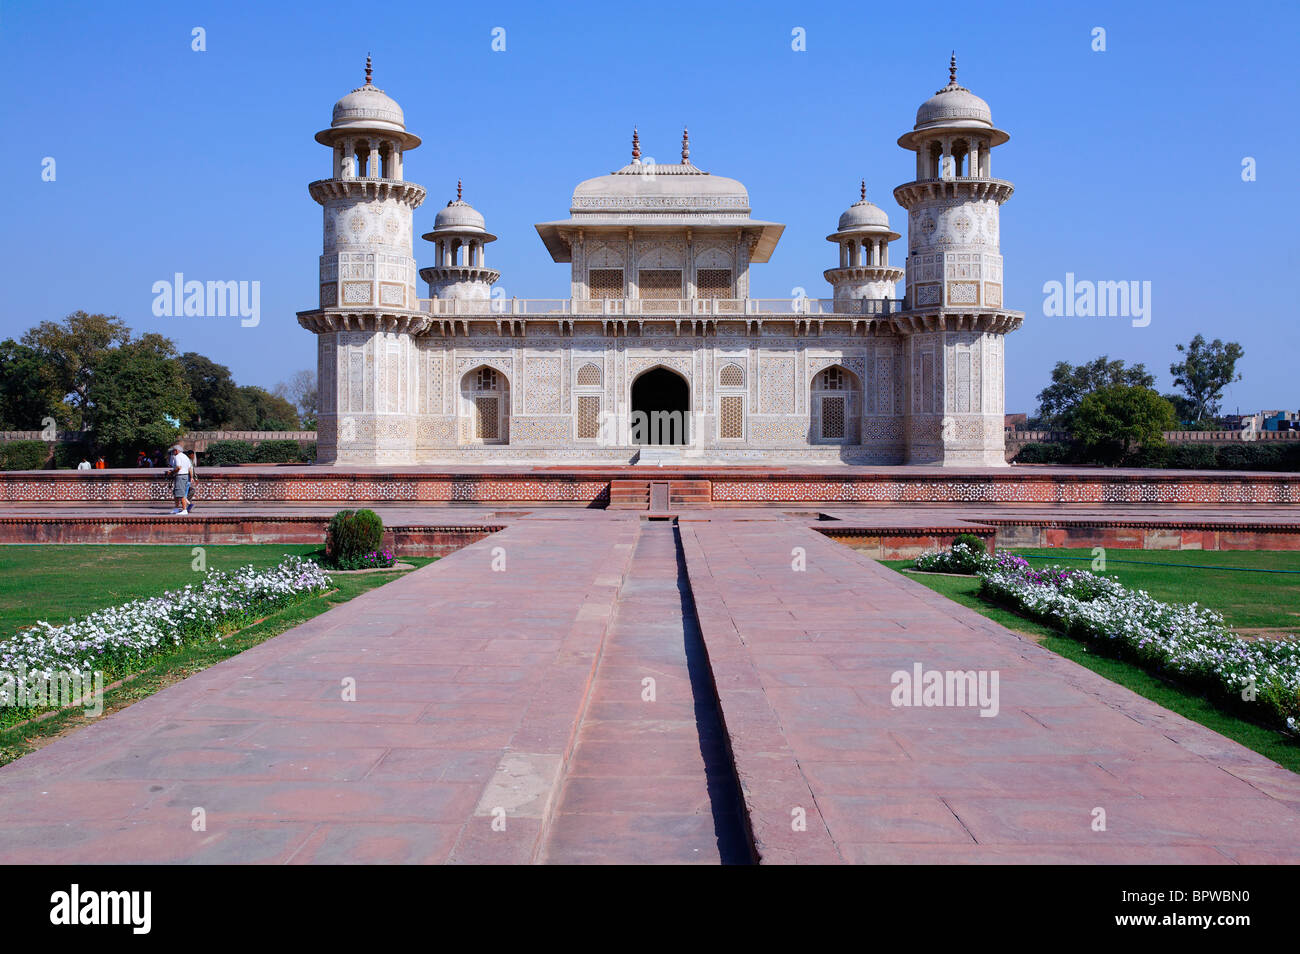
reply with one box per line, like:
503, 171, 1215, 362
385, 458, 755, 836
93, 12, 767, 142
0, 556, 330, 727
325, 509, 384, 569
338, 548, 397, 571
978, 559, 1300, 734
914, 543, 1027, 576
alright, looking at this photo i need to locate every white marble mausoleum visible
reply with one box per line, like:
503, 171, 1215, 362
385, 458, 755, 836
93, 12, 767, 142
298, 56, 1023, 466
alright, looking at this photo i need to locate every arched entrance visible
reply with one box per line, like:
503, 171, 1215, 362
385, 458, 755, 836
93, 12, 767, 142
811, 364, 859, 444
459, 365, 509, 444
631, 367, 690, 445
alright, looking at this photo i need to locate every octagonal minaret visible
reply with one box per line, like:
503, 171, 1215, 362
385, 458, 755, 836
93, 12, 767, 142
297, 57, 428, 465
893, 55, 1023, 466
419, 181, 500, 301
824, 181, 904, 306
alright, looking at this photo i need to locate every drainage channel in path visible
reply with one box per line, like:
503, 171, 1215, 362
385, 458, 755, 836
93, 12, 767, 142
540, 520, 754, 864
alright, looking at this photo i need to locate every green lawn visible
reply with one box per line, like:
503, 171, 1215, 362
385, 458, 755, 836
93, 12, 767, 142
881, 553, 1300, 773
0, 544, 436, 765
1002, 548, 1300, 632
0, 544, 329, 635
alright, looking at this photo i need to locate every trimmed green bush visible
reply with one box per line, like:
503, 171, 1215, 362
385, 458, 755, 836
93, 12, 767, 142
1013, 442, 1070, 464
203, 440, 257, 466
951, 532, 987, 554
325, 509, 385, 569
1167, 443, 1218, 470
252, 439, 306, 464
0, 440, 52, 470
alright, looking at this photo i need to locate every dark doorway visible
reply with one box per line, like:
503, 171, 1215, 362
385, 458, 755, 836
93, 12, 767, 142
631, 367, 690, 445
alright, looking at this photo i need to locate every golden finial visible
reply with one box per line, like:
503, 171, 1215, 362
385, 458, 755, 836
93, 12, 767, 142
860, 179, 866, 201
949, 51, 957, 86
632, 127, 640, 162
456, 179, 463, 202
681, 126, 690, 164
365, 53, 373, 86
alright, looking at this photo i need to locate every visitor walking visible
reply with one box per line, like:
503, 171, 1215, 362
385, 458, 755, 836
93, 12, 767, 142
76, 458, 91, 471
167, 443, 194, 515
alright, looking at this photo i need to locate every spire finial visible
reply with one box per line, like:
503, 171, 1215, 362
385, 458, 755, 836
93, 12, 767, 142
632, 126, 640, 162
365, 53, 373, 86
860, 179, 866, 201
681, 126, 690, 164
949, 51, 956, 86
456, 179, 463, 202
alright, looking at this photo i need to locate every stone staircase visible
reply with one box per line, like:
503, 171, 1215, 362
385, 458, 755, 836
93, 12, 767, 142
607, 478, 712, 511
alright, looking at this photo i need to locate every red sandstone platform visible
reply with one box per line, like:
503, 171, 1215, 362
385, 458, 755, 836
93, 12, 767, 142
2, 463, 1296, 508
0, 510, 1297, 864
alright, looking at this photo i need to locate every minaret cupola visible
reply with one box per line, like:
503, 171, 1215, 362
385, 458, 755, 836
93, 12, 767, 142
823, 181, 904, 306
419, 181, 500, 301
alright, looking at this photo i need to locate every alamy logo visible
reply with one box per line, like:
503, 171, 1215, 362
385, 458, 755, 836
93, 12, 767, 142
0, 664, 103, 717
890, 662, 1000, 717
1042, 272, 1151, 327
49, 884, 151, 934
151, 272, 260, 327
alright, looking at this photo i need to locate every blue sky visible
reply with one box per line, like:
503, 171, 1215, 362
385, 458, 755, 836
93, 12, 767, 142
2, 0, 1296, 414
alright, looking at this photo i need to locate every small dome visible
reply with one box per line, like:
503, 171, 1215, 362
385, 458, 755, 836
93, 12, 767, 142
331, 84, 406, 134
915, 85, 993, 130
435, 199, 486, 232
838, 199, 889, 231
315, 57, 420, 148
913, 56, 993, 131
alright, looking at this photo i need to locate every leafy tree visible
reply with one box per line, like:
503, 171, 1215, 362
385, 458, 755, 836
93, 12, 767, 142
21, 311, 130, 428
1161, 392, 1199, 425
274, 369, 317, 429
1072, 385, 1177, 464
180, 352, 240, 429
227, 385, 299, 430
1170, 334, 1244, 423
84, 334, 194, 462
1035, 356, 1155, 429
0, 339, 66, 430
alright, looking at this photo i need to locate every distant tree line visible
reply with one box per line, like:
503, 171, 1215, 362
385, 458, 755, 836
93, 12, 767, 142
1020, 335, 1249, 466
0, 311, 317, 465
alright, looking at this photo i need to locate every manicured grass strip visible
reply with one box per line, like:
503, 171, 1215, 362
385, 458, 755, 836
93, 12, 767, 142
881, 560, 1300, 775
0, 555, 435, 767
1005, 548, 1300, 631
0, 544, 326, 636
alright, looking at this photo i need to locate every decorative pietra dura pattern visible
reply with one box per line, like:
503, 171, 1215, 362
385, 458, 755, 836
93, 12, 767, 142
298, 59, 1024, 467
4, 471, 1296, 505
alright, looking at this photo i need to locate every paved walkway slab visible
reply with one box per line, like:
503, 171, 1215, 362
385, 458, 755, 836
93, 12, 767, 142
541, 522, 749, 864
680, 518, 1300, 864
2, 509, 1298, 864
0, 515, 640, 863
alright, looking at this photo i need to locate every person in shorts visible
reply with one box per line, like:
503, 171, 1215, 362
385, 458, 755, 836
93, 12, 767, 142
167, 443, 193, 515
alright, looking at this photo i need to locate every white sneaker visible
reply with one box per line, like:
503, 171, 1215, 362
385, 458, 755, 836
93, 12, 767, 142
170, 508, 185, 515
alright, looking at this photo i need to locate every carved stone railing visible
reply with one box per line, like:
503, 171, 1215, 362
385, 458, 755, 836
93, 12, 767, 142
418, 297, 905, 317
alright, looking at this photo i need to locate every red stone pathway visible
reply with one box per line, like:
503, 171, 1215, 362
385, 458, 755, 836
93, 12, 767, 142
1, 510, 1298, 863
680, 517, 1300, 863
0, 514, 640, 863
541, 521, 749, 863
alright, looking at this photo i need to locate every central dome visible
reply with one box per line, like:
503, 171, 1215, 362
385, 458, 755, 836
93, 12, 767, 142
571, 160, 750, 214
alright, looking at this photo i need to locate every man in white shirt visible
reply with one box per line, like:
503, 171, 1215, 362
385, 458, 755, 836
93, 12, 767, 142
167, 443, 194, 515
76, 458, 92, 471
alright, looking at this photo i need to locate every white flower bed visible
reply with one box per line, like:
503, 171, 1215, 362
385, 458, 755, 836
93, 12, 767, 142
978, 559, 1300, 734
0, 556, 330, 723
